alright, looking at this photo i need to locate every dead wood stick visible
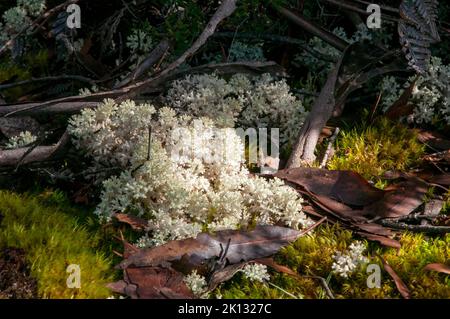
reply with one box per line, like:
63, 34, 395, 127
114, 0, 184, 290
319, 0, 400, 23
379, 219, 450, 234
213, 32, 337, 63
320, 127, 340, 168
286, 61, 342, 168
1, 0, 238, 117
0, 131, 70, 167
274, 6, 349, 51
0, 75, 96, 91
304, 275, 335, 299
114, 39, 171, 88
128, 0, 237, 97
0, 61, 281, 117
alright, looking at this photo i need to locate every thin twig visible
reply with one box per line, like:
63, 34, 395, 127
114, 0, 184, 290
379, 219, 450, 234
214, 32, 337, 63
267, 282, 301, 299
0, 0, 238, 117
0, 131, 70, 167
319, 0, 400, 22
130, 0, 238, 97
0, 75, 96, 91
0, 61, 280, 117
304, 275, 335, 299
114, 39, 170, 88
226, 17, 248, 62
320, 127, 340, 168
274, 6, 349, 51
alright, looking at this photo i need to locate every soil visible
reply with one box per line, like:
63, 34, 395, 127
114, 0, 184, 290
0, 247, 38, 299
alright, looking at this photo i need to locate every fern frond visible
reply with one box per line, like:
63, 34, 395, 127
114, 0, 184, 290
398, 0, 440, 74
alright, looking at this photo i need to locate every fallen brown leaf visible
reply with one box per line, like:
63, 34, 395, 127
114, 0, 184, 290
356, 232, 401, 249
416, 129, 450, 151
275, 168, 385, 206
385, 79, 416, 120
273, 167, 404, 248
423, 263, 450, 275
119, 224, 321, 274
114, 213, 148, 231
360, 177, 429, 219
379, 256, 411, 299
254, 258, 299, 278
416, 171, 450, 187
108, 266, 194, 299
207, 263, 247, 291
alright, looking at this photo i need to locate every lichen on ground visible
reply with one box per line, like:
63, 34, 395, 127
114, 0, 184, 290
217, 225, 450, 299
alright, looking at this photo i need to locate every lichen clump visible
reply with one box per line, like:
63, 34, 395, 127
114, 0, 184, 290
68, 99, 312, 246
0, 0, 46, 43
166, 73, 308, 144
5, 131, 37, 149
217, 225, 450, 299
380, 56, 450, 126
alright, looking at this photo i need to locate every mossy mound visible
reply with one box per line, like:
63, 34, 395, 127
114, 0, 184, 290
217, 225, 450, 299
328, 118, 424, 180
0, 191, 115, 299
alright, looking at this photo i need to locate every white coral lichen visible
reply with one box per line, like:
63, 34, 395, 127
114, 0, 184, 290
5, 131, 37, 149
331, 241, 369, 278
166, 73, 307, 144
18, 0, 46, 17
241, 263, 270, 283
68, 99, 311, 246
184, 270, 209, 298
381, 57, 450, 125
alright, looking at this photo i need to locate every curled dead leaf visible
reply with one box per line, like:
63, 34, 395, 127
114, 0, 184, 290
379, 256, 411, 299
108, 266, 194, 299
423, 263, 450, 275
114, 213, 148, 231
275, 168, 385, 207
119, 225, 311, 273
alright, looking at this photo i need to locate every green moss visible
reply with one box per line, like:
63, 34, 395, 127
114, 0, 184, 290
216, 272, 309, 299
0, 191, 115, 299
217, 224, 450, 299
0, 50, 49, 100
327, 118, 425, 180
0, 62, 31, 99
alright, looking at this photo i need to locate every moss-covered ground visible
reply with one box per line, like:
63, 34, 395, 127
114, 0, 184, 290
0, 190, 117, 298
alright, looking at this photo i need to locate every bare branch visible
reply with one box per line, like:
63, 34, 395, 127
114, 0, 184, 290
379, 219, 450, 234
213, 32, 337, 62
0, 75, 96, 92
0, 131, 70, 167
1, 0, 238, 116
114, 39, 171, 88
129, 0, 238, 97
0, 61, 282, 117
274, 6, 349, 51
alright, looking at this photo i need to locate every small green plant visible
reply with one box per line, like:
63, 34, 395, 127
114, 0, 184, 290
328, 118, 425, 179
0, 191, 115, 299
